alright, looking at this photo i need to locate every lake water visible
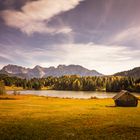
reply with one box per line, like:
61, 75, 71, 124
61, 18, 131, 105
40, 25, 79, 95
7, 90, 140, 99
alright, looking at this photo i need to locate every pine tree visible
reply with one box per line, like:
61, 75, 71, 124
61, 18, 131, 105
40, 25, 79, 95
72, 79, 81, 91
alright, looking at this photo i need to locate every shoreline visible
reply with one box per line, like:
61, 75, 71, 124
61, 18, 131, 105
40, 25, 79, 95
2, 93, 140, 100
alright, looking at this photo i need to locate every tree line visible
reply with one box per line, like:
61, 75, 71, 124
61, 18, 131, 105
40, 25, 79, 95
0, 74, 140, 92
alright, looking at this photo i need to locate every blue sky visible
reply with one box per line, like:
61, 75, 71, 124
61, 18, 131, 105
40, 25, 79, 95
0, 0, 140, 74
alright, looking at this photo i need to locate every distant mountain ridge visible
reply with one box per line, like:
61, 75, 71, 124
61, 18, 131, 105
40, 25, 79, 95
114, 67, 140, 79
0, 64, 103, 78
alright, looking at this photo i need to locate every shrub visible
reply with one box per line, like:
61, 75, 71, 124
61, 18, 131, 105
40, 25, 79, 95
12, 90, 20, 95
0, 81, 6, 95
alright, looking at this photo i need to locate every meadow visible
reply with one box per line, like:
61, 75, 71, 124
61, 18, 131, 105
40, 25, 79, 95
0, 95, 140, 140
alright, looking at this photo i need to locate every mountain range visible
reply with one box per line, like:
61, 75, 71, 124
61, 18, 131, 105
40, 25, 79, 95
0, 64, 103, 78
0, 64, 140, 79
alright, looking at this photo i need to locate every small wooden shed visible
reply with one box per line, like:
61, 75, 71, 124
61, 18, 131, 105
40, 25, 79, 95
113, 90, 139, 107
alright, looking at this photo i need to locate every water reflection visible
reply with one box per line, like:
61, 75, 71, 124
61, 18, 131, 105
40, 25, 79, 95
7, 90, 139, 99
7, 90, 118, 99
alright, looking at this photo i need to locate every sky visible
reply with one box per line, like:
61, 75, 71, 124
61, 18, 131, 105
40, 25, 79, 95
0, 0, 140, 75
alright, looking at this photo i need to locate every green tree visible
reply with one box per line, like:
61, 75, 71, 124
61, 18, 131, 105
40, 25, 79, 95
72, 79, 81, 91
32, 82, 42, 90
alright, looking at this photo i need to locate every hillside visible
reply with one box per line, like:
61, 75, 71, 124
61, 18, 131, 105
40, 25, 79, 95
114, 67, 140, 79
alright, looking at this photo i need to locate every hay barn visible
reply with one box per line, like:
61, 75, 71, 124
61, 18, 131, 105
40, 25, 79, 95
113, 90, 139, 107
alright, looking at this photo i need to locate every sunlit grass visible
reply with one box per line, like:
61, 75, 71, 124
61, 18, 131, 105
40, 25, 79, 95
5, 86, 52, 91
0, 95, 140, 140
5, 86, 24, 91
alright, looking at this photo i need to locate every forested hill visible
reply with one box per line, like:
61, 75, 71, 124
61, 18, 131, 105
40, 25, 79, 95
0, 74, 140, 92
0, 64, 103, 79
114, 67, 140, 79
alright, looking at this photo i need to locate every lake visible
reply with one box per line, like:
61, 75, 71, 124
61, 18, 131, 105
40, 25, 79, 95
7, 90, 140, 99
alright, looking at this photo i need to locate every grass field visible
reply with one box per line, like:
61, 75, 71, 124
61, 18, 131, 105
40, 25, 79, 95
5, 86, 52, 91
5, 86, 24, 91
0, 95, 140, 140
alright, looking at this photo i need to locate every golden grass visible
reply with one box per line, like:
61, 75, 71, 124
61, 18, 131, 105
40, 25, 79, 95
5, 86, 24, 91
0, 95, 140, 140
5, 86, 52, 91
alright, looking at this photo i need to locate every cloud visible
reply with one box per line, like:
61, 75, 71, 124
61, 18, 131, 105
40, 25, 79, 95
3, 42, 138, 75
55, 43, 140, 75
0, 0, 140, 75
108, 26, 140, 45
1, 0, 83, 35
0, 56, 13, 63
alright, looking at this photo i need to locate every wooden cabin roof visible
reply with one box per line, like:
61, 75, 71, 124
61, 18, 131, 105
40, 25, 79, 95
113, 90, 139, 100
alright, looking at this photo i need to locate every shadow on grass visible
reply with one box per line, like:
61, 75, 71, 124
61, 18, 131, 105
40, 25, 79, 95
105, 105, 116, 107
0, 97, 16, 100
106, 105, 138, 108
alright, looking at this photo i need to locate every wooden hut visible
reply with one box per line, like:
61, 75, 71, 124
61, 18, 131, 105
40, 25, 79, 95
113, 90, 139, 107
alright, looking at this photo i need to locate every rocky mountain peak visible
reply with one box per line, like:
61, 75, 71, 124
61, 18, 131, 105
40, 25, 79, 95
0, 64, 103, 78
